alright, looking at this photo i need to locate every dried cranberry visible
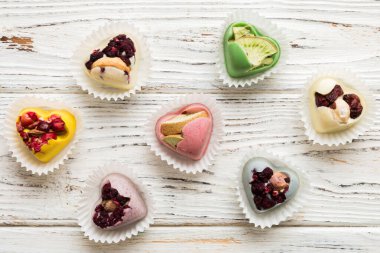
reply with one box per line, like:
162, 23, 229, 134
325, 85, 344, 103
29, 137, 43, 152
261, 197, 276, 209
110, 188, 118, 198
116, 195, 130, 206
89, 49, 104, 62
119, 56, 131, 66
20, 112, 38, 127
272, 192, 287, 203
265, 183, 274, 193
260, 167, 273, 181
16, 122, 24, 132
116, 34, 127, 40
50, 118, 65, 132
37, 121, 50, 132
103, 46, 119, 57
253, 195, 263, 207
343, 94, 363, 119
85, 60, 93, 70
315, 93, 330, 107
315, 84, 344, 107
93, 182, 130, 229
19, 131, 29, 142
17, 112, 67, 153
92, 34, 136, 66
249, 166, 291, 211
41, 133, 57, 142
251, 182, 265, 195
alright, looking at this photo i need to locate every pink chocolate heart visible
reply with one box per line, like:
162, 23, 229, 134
155, 103, 213, 160
92, 173, 147, 230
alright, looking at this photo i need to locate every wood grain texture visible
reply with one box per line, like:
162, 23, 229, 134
0, 0, 380, 252
1, 226, 380, 252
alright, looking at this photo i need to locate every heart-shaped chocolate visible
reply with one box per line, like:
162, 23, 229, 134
223, 22, 281, 78
84, 34, 136, 90
242, 157, 299, 213
15, 108, 76, 163
155, 103, 213, 160
309, 77, 366, 134
93, 173, 147, 230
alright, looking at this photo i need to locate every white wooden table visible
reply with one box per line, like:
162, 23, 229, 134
1, 0, 380, 252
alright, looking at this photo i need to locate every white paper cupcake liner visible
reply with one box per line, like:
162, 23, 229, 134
236, 148, 310, 228
145, 94, 224, 174
216, 10, 289, 87
300, 68, 376, 146
77, 163, 154, 244
2, 96, 82, 175
70, 21, 151, 101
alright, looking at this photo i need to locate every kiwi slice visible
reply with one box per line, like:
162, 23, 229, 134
262, 57, 274, 65
235, 37, 278, 68
232, 26, 251, 40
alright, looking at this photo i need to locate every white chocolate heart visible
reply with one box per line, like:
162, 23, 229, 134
308, 77, 366, 133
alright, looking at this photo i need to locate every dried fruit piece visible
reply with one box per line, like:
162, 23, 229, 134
93, 182, 130, 229
84, 34, 136, 90
20, 111, 38, 127
233, 26, 251, 40
50, 117, 66, 132
16, 112, 67, 153
315, 84, 344, 107
250, 167, 290, 210
236, 37, 278, 68
315, 84, 363, 120
343, 94, 363, 119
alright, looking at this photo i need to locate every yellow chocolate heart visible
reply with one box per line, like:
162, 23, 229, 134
18, 107, 76, 163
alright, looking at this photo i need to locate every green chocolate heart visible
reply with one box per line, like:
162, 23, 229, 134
223, 22, 281, 78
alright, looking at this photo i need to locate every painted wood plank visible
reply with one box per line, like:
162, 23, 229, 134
1, 226, 380, 252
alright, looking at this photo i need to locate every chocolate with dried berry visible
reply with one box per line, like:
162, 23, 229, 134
92, 173, 147, 230
242, 157, 299, 213
84, 34, 136, 90
309, 77, 366, 134
15, 108, 76, 163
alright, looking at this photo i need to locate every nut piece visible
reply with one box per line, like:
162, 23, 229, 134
332, 98, 350, 124
269, 172, 289, 191
102, 200, 118, 212
92, 57, 131, 73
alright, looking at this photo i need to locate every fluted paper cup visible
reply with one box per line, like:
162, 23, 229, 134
216, 10, 289, 87
236, 148, 310, 228
77, 163, 154, 243
2, 96, 82, 175
300, 68, 376, 146
71, 21, 151, 101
